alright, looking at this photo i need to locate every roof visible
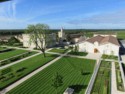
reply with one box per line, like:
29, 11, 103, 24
69, 34, 82, 39
78, 37, 86, 43
87, 35, 104, 44
86, 35, 120, 46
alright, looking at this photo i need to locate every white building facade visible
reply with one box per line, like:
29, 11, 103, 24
22, 33, 56, 49
78, 35, 120, 56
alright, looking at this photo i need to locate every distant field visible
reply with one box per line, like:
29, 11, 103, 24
0, 54, 58, 90
0, 49, 28, 60
117, 32, 125, 39
7, 57, 95, 94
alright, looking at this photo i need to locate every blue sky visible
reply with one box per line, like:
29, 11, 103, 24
0, 0, 125, 29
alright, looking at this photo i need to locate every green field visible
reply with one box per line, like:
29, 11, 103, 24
7, 57, 95, 94
0, 54, 58, 89
91, 61, 111, 94
0, 49, 29, 60
117, 32, 125, 39
49, 48, 69, 54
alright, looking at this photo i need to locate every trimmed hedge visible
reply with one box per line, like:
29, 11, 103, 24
0, 49, 13, 53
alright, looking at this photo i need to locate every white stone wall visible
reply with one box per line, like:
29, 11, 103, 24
22, 34, 56, 49
78, 41, 119, 56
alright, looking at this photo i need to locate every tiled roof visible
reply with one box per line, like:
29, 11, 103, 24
86, 35, 120, 46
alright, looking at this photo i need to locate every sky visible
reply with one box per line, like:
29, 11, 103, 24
0, 0, 125, 29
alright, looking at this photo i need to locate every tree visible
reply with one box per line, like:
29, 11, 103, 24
26, 24, 49, 57
51, 72, 63, 94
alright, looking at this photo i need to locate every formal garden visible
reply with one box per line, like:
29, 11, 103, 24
7, 57, 95, 94
0, 54, 58, 90
115, 62, 125, 91
91, 61, 111, 94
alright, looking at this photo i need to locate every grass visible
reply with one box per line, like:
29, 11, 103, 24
115, 62, 125, 91
7, 57, 95, 94
91, 61, 111, 94
68, 51, 88, 56
0, 54, 58, 90
0, 51, 37, 67
0, 49, 28, 60
49, 48, 69, 54
0, 47, 6, 51
102, 54, 118, 60
117, 31, 125, 39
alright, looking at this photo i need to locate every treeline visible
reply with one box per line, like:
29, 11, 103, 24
0, 29, 125, 35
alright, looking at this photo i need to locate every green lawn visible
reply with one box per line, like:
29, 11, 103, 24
0, 49, 28, 60
7, 57, 95, 94
0, 54, 58, 90
68, 51, 88, 56
91, 61, 111, 94
0, 51, 37, 67
49, 48, 69, 54
0, 47, 6, 51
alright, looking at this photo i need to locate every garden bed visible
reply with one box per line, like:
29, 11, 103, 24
102, 54, 118, 60
91, 61, 111, 94
7, 57, 95, 94
115, 62, 125, 91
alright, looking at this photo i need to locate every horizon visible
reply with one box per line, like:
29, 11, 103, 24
0, 0, 125, 29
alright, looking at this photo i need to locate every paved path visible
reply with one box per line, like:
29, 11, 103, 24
0, 53, 41, 70
111, 62, 125, 94
0, 51, 70, 94
86, 53, 102, 60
